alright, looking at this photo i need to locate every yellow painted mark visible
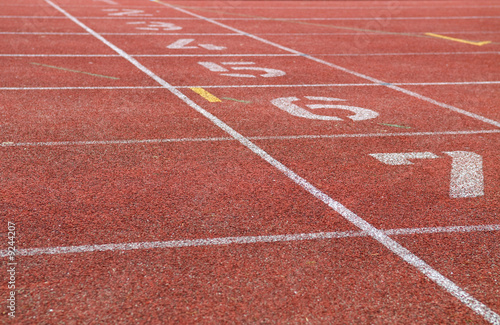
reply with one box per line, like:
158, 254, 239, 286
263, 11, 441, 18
425, 33, 492, 46
190, 87, 221, 102
30, 62, 119, 79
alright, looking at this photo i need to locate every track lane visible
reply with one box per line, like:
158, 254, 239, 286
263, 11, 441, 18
38, 0, 500, 322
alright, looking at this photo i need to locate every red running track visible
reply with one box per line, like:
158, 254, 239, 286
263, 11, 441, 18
1, 0, 500, 323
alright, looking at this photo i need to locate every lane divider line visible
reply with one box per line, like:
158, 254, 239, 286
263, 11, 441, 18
425, 32, 492, 46
44, 1, 500, 323
1, 130, 500, 148
30, 62, 119, 79
190, 87, 222, 102
2, 224, 500, 257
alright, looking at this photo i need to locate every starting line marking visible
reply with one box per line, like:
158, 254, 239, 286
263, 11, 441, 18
425, 33, 492, 46
1, 224, 499, 258
190, 87, 221, 102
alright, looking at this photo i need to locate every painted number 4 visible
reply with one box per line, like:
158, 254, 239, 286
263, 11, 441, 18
370, 151, 484, 198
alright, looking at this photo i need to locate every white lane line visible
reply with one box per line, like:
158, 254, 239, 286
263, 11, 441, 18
212, 16, 500, 20
1, 52, 498, 58
181, 5, 500, 10
0, 16, 198, 19
316, 52, 500, 57
182, 81, 500, 88
1, 130, 499, 148
0, 54, 120, 57
0, 86, 164, 90
2, 81, 500, 91
0, 32, 90, 35
42, 2, 500, 322
4, 4, 500, 9
167, 4, 500, 130
256, 31, 500, 35
0, 54, 295, 57
133, 54, 297, 57
3, 15, 500, 20
2, 31, 498, 36
0, 32, 240, 35
2, 224, 500, 258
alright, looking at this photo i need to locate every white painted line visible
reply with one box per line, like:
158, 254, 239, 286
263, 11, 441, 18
0, 16, 198, 20
181, 5, 500, 10
1, 53, 498, 58
315, 51, 500, 57
2, 224, 499, 258
181, 81, 500, 88
4, 4, 500, 9
101, 32, 240, 35
2, 31, 498, 36
147, 3, 500, 323
1, 52, 498, 58
256, 31, 500, 35
134, 54, 298, 57
4, 15, 500, 20
1, 130, 499, 149
0, 86, 164, 90
394, 81, 500, 86
1, 81, 500, 91
0, 32, 90, 35
0, 54, 120, 57
212, 16, 500, 21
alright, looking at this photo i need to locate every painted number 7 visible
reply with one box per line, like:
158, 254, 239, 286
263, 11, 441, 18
369, 151, 484, 198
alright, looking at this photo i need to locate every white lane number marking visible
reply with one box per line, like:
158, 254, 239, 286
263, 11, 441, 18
370, 151, 484, 198
198, 61, 285, 78
271, 96, 379, 121
167, 39, 226, 50
126, 21, 182, 31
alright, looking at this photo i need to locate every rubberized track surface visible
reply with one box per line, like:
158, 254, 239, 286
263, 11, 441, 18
1, 0, 499, 323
